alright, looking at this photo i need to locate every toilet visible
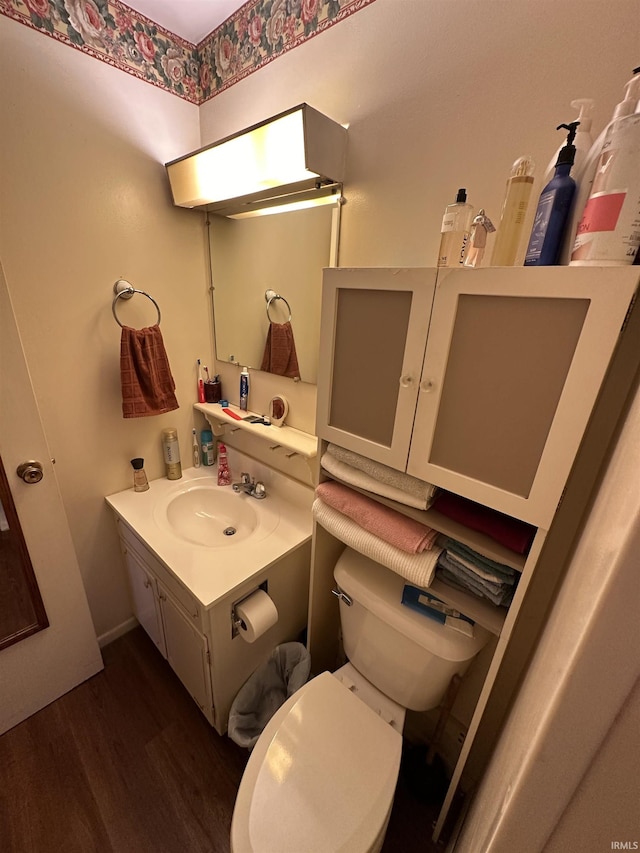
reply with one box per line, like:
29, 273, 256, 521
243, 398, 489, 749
231, 547, 490, 853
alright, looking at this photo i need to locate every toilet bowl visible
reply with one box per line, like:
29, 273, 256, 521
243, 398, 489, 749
230, 667, 402, 853
231, 547, 490, 853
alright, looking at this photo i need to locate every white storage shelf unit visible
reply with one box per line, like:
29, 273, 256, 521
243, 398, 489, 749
312, 265, 640, 844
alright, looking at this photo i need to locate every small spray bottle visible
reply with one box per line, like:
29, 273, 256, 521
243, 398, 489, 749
464, 209, 495, 268
437, 188, 474, 267
491, 155, 535, 266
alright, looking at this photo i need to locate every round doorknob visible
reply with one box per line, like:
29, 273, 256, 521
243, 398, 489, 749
16, 461, 44, 484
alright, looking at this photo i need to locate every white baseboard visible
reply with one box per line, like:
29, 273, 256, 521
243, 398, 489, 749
97, 616, 139, 648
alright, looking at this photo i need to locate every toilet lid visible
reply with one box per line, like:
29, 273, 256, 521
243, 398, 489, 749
243, 672, 402, 853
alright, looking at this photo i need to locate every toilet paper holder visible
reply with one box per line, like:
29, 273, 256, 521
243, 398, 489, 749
231, 581, 269, 639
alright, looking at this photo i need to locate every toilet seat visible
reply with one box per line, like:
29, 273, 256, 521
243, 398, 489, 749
231, 671, 402, 853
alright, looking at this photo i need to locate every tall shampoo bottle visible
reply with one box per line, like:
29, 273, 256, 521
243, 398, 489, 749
571, 70, 640, 266
524, 122, 579, 266
569, 68, 640, 264
437, 188, 474, 267
491, 155, 536, 266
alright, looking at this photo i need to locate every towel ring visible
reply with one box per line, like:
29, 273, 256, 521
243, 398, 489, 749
265, 289, 292, 324
112, 279, 161, 328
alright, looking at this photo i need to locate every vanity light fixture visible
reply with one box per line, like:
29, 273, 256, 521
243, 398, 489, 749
165, 104, 347, 218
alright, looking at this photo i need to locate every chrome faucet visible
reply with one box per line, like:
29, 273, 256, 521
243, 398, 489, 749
232, 472, 267, 499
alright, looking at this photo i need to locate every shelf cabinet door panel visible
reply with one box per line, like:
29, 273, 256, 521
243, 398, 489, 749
159, 586, 213, 715
124, 547, 166, 658
408, 266, 639, 527
317, 268, 436, 469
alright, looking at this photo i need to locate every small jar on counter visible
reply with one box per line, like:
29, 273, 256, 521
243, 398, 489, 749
130, 457, 149, 492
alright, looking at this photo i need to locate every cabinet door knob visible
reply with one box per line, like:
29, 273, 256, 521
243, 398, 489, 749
399, 374, 413, 388
421, 378, 436, 393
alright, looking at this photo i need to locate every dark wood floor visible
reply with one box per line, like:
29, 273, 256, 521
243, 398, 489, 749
0, 627, 442, 852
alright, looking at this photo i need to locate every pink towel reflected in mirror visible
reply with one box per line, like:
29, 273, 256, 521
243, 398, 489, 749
260, 321, 300, 379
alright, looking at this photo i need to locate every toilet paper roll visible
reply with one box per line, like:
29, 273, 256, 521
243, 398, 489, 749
235, 589, 278, 643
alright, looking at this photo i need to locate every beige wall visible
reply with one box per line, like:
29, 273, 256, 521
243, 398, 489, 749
1, 0, 639, 646
0, 19, 210, 640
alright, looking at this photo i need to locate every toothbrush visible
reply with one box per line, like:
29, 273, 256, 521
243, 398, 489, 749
192, 428, 201, 467
204, 365, 210, 382
197, 359, 205, 403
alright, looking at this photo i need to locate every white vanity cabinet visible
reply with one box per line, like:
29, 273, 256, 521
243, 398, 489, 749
117, 519, 214, 723
317, 266, 639, 527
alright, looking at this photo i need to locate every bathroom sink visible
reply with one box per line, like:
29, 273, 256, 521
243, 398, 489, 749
154, 480, 279, 547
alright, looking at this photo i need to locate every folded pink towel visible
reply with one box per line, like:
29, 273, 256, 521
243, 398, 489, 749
316, 481, 438, 554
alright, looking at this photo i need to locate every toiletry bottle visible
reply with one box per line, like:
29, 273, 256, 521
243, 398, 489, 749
524, 123, 579, 266
201, 429, 215, 466
161, 427, 182, 480
217, 442, 231, 486
570, 72, 640, 266
491, 155, 535, 266
437, 188, 474, 267
197, 359, 205, 403
464, 209, 495, 268
569, 69, 640, 264
130, 458, 149, 492
239, 366, 249, 411
192, 429, 201, 468
541, 100, 594, 189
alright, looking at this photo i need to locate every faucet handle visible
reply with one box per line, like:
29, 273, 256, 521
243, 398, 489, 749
254, 481, 266, 498
240, 472, 251, 484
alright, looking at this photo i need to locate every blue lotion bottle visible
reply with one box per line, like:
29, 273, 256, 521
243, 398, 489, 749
524, 122, 579, 266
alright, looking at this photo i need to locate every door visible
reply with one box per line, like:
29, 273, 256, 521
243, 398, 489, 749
159, 583, 213, 720
122, 545, 166, 657
316, 267, 436, 469
408, 266, 639, 528
0, 261, 103, 735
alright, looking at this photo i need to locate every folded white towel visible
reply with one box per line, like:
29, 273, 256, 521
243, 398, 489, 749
313, 498, 443, 589
327, 443, 438, 503
321, 452, 433, 511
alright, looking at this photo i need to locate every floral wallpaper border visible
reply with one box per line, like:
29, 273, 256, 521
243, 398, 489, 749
0, 0, 377, 104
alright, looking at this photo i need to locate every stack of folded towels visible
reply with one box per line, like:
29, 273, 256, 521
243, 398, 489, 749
435, 538, 517, 607
320, 443, 439, 510
313, 480, 442, 589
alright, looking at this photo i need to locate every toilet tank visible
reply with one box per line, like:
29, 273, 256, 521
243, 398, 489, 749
334, 548, 490, 711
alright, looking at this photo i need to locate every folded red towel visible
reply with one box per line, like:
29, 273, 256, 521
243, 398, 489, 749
260, 321, 300, 379
432, 491, 536, 554
120, 324, 179, 418
316, 481, 438, 554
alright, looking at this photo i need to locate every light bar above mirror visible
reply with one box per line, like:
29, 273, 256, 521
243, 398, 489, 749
165, 104, 347, 217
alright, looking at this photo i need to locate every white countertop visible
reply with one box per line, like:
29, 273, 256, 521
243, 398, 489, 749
105, 449, 313, 608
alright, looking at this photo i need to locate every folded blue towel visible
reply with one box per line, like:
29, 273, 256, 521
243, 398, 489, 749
440, 538, 516, 582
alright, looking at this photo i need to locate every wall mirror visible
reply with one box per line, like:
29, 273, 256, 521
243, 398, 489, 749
209, 200, 341, 385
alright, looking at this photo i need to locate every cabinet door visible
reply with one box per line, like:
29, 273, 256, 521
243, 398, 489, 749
316, 267, 436, 469
123, 546, 166, 657
158, 584, 213, 717
407, 266, 639, 527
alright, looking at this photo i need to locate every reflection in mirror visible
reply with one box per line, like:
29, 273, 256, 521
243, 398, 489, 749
209, 201, 340, 384
0, 454, 48, 651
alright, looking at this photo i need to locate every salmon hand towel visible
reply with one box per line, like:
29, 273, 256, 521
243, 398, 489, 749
316, 481, 438, 554
120, 324, 179, 418
260, 321, 300, 379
